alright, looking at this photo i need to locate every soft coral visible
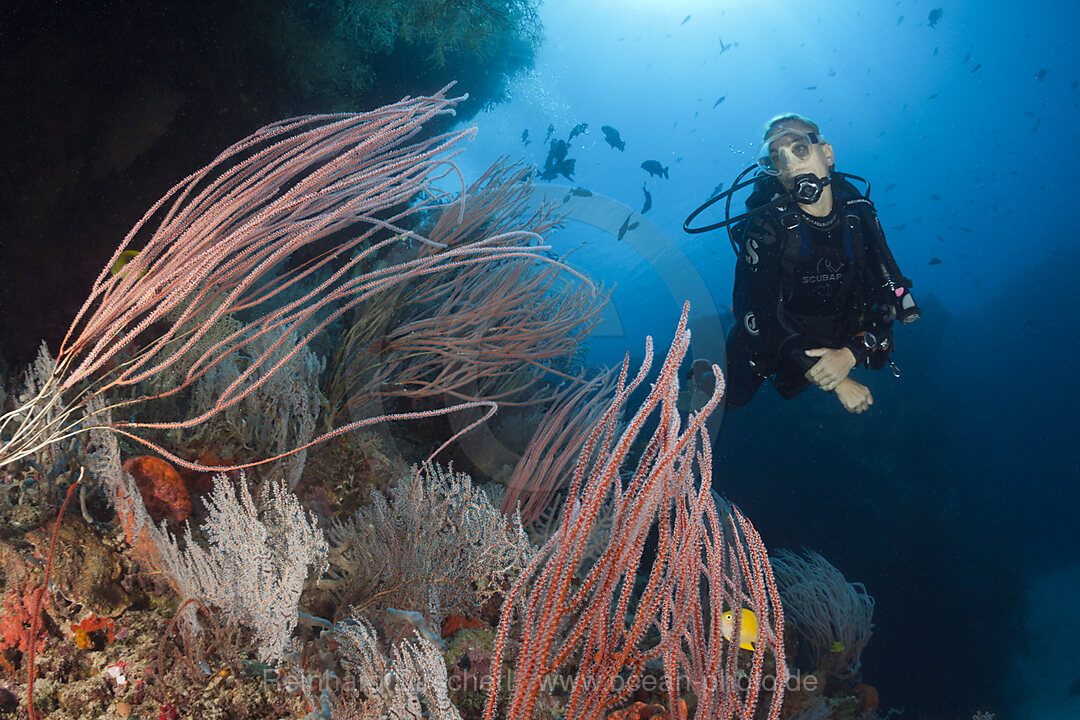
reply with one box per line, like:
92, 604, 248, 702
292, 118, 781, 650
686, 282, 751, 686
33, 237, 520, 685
0, 584, 49, 654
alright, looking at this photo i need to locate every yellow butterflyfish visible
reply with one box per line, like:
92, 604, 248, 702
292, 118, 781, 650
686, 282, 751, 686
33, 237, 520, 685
720, 608, 758, 651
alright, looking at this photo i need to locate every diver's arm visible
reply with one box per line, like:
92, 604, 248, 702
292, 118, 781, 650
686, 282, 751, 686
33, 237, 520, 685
803, 346, 857, 391
834, 376, 873, 413
840, 338, 870, 367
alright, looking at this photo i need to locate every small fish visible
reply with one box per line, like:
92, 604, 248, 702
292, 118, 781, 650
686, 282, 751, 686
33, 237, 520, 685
960, 227, 973, 232
885, 183, 897, 191
934, 234, 945, 241
1035, 68, 1048, 81
521, 129, 530, 147
718, 36, 735, 55
568, 122, 589, 142
680, 14, 691, 25
930, 194, 941, 200
929, 257, 942, 265
386, 608, 447, 650
827, 67, 836, 76
928, 93, 939, 99
1072, 79, 1078, 90
720, 608, 758, 651
805, 85, 818, 90
963, 52, 971, 64
829, 641, 846, 652
600, 125, 626, 151
617, 213, 640, 241
970, 63, 982, 74
933, 46, 938, 56
109, 250, 143, 277
928, 8, 943, 27
710, 181, 725, 198
892, 223, 907, 230
897, 15, 904, 25
543, 123, 555, 144
641, 183, 652, 215
562, 187, 593, 202
713, 96, 726, 108
641, 160, 669, 179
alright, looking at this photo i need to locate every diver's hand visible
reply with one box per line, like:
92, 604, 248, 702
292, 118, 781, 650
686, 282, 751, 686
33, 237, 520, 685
804, 347, 856, 391
834, 377, 873, 414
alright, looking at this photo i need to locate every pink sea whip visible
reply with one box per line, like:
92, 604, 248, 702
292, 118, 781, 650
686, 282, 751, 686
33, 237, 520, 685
336, 159, 607, 421
0, 86, 555, 472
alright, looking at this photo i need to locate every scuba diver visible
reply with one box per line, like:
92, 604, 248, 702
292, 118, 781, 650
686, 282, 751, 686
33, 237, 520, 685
684, 114, 920, 414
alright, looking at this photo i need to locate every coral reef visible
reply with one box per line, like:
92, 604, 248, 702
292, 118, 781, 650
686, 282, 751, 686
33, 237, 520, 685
0, 77, 909, 720
321, 462, 534, 630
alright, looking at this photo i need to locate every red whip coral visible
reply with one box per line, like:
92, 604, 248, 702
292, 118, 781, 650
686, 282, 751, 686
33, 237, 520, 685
484, 304, 787, 720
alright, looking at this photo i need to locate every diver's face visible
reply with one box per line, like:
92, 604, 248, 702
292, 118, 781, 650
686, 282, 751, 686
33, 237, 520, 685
767, 128, 834, 188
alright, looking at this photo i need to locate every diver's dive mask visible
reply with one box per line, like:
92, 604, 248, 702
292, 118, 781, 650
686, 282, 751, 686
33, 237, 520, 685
755, 128, 825, 176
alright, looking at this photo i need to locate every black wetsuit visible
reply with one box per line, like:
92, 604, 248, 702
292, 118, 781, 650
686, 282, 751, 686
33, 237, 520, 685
724, 177, 893, 410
